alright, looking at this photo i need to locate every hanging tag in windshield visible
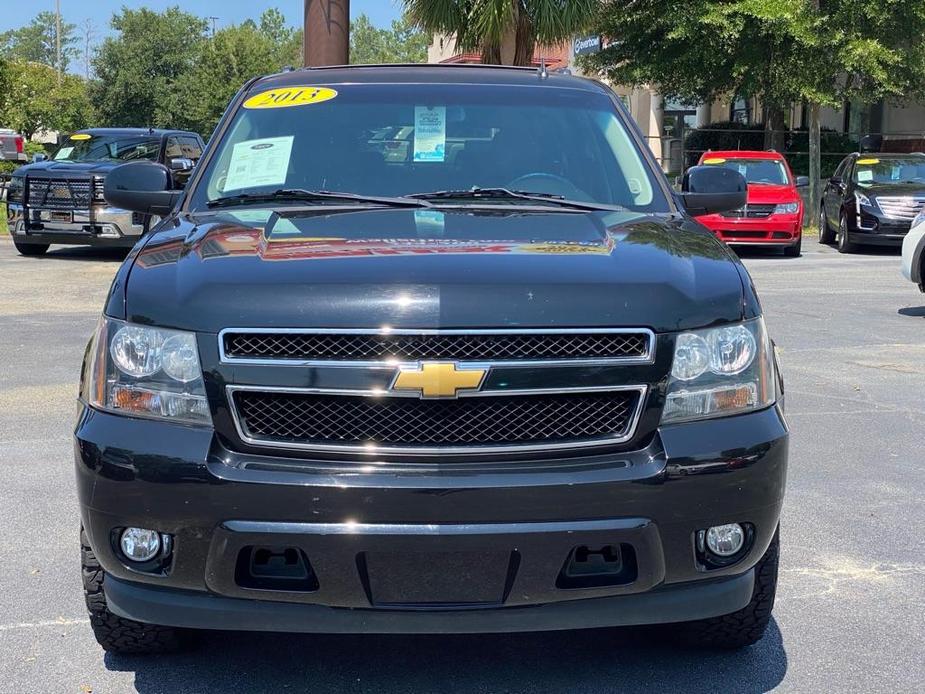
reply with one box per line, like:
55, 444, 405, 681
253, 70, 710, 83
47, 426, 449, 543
223, 136, 294, 192
414, 106, 446, 162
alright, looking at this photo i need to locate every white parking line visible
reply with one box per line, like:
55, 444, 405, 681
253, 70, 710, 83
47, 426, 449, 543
0, 618, 89, 632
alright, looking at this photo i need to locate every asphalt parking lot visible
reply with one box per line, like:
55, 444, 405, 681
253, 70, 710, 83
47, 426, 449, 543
0, 236, 923, 693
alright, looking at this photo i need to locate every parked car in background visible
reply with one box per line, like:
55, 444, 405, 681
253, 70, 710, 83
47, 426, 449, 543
0, 129, 27, 163
6, 128, 204, 256
693, 150, 807, 257
819, 152, 925, 253
901, 207, 925, 290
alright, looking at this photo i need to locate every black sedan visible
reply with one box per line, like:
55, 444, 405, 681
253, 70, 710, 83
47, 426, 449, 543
819, 152, 925, 253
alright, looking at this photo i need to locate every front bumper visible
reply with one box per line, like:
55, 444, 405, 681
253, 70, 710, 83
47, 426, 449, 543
696, 213, 802, 246
851, 206, 912, 246
75, 405, 788, 632
901, 222, 925, 287
7, 202, 145, 247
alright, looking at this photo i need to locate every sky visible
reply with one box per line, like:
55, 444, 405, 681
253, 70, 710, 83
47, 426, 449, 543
0, 1, 403, 35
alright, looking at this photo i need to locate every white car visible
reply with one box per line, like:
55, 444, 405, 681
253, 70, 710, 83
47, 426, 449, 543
901, 209, 925, 291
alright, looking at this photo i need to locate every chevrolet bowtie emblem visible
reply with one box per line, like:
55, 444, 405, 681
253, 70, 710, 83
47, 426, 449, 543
391, 362, 487, 398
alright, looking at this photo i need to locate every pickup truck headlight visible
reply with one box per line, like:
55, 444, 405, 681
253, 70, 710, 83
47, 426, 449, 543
662, 318, 775, 424
7, 175, 24, 203
774, 202, 799, 214
81, 318, 211, 424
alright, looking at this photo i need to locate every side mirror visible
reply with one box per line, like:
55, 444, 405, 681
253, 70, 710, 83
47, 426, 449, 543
104, 161, 181, 216
168, 157, 194, 172
680, 166, 747, 216
794, 175, 810, 188
32, 153, 47, 163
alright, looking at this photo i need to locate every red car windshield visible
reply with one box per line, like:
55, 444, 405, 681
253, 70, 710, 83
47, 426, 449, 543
703, 157, 790, 186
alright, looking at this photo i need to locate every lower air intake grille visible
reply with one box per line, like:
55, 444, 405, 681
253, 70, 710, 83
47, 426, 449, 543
222, 331, 651, 363
233, 389, 641, 450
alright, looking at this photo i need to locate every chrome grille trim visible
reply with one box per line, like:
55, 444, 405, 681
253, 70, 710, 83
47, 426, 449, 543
218, 327, 656, 367
875, 196, 925, 221
226, 384, 648, 456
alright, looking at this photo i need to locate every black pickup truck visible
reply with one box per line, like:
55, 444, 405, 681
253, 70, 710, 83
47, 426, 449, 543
76, 65, 788, 654
6, 128, 203, 255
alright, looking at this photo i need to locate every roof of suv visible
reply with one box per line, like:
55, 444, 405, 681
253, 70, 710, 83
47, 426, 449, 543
703, 150, 786, 161
70, 128, 197, 137
248, 64, 608, 94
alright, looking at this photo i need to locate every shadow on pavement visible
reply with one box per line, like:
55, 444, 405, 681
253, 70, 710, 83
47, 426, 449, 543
106, 620, 787, 693
898, 306, 925, 317
40, 246, 130, 262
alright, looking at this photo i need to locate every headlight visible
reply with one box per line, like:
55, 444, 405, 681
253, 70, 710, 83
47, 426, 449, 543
913, 206, 925, 228
662, 318, 775, 424
774, 202, 799, 214
855, 191, 872, 208
92, 176, 106, 203
81, 318, 211, 424
7, 176, 24, 203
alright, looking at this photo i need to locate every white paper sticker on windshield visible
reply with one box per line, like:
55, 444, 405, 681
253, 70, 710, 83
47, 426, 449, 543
223, 136, 294, 192
54, 146, 74, 160
857, 169, 873, 183
413, 106, 446, 162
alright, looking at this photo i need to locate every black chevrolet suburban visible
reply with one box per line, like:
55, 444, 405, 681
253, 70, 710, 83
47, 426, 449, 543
76, 65, 787, 654
6, 128, 204, 255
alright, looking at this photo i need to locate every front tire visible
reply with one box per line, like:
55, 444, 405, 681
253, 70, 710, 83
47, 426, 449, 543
818, 206, 835, 244
837, 213, 858, 254
675, 527, 779, 649
81, 528, 188, 654
783, 233, 802, 257
13, 239, 49, 256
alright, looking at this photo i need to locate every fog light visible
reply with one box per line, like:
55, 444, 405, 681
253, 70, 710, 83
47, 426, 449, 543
705, 523, 745, 557
120, 527, 161, 562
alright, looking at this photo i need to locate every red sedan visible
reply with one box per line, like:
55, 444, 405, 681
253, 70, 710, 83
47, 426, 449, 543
694, 150, 808, 257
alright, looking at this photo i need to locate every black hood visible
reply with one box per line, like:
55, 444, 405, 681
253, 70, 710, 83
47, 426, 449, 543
117, 207, 751, 334
14, 160, 120, 177
861, 182, 925, 197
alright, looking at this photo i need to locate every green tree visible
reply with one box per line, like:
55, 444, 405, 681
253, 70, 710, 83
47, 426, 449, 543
171, 11, 301, 135
350, 13, 430, 64
0, 10, 78, 72
91, 7, 208, 128
584, 0, 925, 219
0, 60, 92, 138
402, 0, 596, 65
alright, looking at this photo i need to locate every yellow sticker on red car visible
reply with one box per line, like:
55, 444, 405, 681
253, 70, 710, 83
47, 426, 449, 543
70, 133, 92, 140
243, 86, 338, 109
703, 157, 726, 164
857, 158, 880, 165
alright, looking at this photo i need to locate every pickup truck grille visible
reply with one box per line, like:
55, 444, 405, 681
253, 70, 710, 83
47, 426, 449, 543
232, 389, 640, 452
874, 196, 925, 221
26, 177, 92, 210
221, 330, 652, 363
721, 204, 777, 219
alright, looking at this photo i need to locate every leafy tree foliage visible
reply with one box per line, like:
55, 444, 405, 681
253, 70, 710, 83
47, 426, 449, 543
403, 0, 596, 65
0, 11, 78, 72
350, 13, 430, 64
91, 8, 208, 128
0, 60, 92, 138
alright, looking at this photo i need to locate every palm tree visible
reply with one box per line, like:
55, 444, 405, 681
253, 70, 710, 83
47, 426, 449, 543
403, 0, 597, 66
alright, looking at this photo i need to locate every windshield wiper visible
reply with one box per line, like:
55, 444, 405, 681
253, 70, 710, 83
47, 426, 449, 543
207, 188, 433, 209
405, 187, 624, 212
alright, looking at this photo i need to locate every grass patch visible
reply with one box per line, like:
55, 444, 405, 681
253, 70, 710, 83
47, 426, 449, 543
0, 202, 7, 235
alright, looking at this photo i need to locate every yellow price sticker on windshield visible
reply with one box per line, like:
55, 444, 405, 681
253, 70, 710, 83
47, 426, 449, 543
70, 133, 92, 140
857, 158, 880, 165
703, 157, 726, 164
243, 86, 338, 109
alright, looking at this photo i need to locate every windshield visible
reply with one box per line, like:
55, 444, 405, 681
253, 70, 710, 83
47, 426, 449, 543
187, 82, 668, 212
702, 157, 790, 186
52, 134, 161, 162
853, 157, 925, 185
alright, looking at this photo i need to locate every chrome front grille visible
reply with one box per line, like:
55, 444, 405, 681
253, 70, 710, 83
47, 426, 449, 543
26, 177, 93, 210
231, 387, 642, 454
874, 196, 925, 221
220, 329, 654, 365
721, 203, 777, 219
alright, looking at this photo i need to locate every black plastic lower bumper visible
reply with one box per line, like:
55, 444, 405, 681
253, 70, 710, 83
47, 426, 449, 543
104, 569, 754, 634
